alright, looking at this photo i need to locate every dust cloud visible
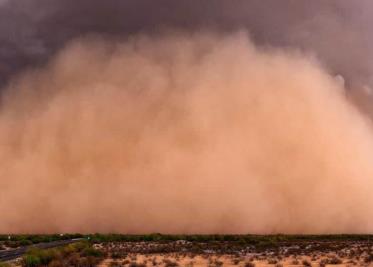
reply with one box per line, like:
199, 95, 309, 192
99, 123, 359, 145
1, 32, 373, 234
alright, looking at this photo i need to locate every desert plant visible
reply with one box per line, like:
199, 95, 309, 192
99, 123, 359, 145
365, 254, 373, 263
209, 259, 223, 267
22, 254, 41, 267
82, 247, 104, 257
111, 251, 122, 259
151, 257, 158, 266
163, 259, 179, 267
129, 262, 145, 267
232, 258, 241, 265
291, 259, 299, 265
48, 259, 64, 267
328, 256, 342, 264
302, 259, 311, 266
110, 260, 123, 267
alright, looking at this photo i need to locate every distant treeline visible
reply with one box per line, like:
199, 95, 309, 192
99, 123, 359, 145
2, 234, 373, 245
86, 234, 373, 244
0, 234, 83, 246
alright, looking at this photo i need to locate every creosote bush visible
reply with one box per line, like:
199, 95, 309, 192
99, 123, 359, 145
21, 241, 104, 267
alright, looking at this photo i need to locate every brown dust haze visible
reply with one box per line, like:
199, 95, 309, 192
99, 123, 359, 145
1, 32, 373, 234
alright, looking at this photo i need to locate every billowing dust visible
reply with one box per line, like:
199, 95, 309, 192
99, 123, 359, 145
1, 32, 373, 234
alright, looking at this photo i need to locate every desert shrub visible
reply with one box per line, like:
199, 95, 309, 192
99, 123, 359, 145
67, 252, 81, 266
111, 251, 122, 259
257, 240, 278, 249
129, 262, 146, 267
163, 259, 179, 267
77, 257, 90, 267
232, 258, 241, 265
90, 256, 101, 267
72, 242, 90, 252
24, 248, 60, 266
20, 240, 33, 246
319, 256, 342, 266
291, 260, 299, 265
6, 241, 20, 248
22, 254, 41, 267
209, 259, 223, 267
58, 241, 90, 257
365, 254, 373, 263
72, 256, 101, 267
151, 258, 158, 266
21, 242, 104, 267
0, 262, 11, 267
244, 262, 255, 267
328, 256, 342, 264
110, 260, 123, 267
302, 260, 311, 266
42, 249, 61, 265
82, 247, 104, 257
61, 244, 79, 256
48, 259, 64, 267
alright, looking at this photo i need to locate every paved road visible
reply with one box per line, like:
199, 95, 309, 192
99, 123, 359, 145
0, 238, 83, 262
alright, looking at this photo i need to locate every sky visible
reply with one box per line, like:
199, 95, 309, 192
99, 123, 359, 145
1, 1, 373, 234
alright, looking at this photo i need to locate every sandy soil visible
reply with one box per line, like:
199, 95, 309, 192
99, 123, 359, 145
99, 254, 360, 266
96, 241, 373, 267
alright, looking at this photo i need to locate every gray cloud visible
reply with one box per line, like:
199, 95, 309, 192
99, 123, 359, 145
1, 1, 373, 91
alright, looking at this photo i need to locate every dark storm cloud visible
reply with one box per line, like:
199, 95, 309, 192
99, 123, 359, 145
0, 1, 373, 95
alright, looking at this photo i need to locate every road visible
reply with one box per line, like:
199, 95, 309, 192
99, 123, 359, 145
0, 238, 83, 262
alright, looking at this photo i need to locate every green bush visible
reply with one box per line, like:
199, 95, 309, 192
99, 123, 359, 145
82, 247, 104, 257
20, 240, 33, 246
24, 248, 59, 266
61, 241, 88, 256
71, 241, 89, 252
23, 254, 41, 267
18, 241, 104, 267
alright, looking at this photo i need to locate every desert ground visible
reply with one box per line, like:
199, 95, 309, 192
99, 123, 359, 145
2, 235, 373, 267
96, 239, 373, 267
